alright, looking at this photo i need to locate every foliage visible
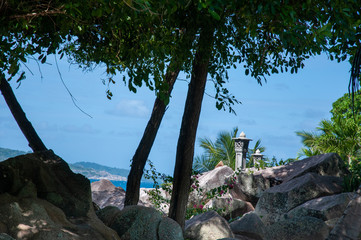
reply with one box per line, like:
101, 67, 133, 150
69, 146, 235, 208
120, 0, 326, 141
62, 0, 361, 111
193, 127, 238, 172
296, 91, 361, 191
193, 127, 266, 172
0, 0, 85, 81
144, 163, 238, 220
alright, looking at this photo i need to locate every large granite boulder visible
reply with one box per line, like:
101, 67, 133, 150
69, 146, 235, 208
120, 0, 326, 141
327, 191, 361, 240
97, 205, 183, 240
188, 166, 235, 206
255, 172, 343, 225
0, 150, 90, 218
184, 210, 234, 240
91, 179, 126, 209
264, 216, 330, 240
230, 172, 270, 206
0, 193, 119, 240
230, 211, 265, 240
0, 151, 120, 240
205, 196, 254, 220
247, 153, 348, 184
139, 187, 171, 214
283, 192, 356, 227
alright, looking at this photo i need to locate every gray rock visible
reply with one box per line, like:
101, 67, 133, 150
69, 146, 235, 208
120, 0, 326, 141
188, 166, 235, 206
284, 192, 356, 222
255, 172, 343, 225
205, 197, 254, 220
231, 172, 270, 206
91, 179, 117, 192
158, 217, 184, 240
265, 216, 330, 240
92, 187, 126, 210
97, 205, 182, 240
0, 193, 120, 240
327, 194, 361, 240
230, 211, 265, 240
247, 153, 348, 184
185, 210, 234, 240
0, 150, 91, 218
0, 233, 15, 240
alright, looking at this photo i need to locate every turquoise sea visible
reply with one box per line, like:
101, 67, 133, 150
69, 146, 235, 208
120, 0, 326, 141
89, 179, 154, 191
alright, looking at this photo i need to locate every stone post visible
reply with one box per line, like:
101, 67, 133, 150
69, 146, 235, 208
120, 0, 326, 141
251, 149, 264, 167
233, 131, 252, 170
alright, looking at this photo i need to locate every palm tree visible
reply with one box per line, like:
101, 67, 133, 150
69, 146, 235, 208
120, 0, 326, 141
296, 117, 361, 165
193, 127, 266, 172
297, 91, 361, 192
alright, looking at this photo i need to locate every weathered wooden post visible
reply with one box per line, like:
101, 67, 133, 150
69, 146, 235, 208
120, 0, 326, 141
233, 131, 252, 170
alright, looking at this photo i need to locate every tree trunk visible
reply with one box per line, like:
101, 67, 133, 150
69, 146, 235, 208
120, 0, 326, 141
0, 77, 47, 152
124, 63, 180, 206
168, 27, 215, 229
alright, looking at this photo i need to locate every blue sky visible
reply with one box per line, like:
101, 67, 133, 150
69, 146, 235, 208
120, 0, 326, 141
0, 53, 351, 175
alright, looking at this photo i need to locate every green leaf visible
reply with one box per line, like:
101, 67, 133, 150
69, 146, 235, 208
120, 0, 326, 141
208, 9, 220, 20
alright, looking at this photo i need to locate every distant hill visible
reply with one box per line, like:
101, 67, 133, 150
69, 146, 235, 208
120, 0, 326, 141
0, 147, 29, 161
70, 162, 130, 177
69, 162, 130, 181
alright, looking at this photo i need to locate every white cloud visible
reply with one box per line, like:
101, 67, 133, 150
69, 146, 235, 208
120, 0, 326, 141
107, 99, 150, 118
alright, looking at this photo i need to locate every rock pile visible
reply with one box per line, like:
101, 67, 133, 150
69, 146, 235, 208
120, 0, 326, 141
91, 153, 360, 240
184, 153, 360, 240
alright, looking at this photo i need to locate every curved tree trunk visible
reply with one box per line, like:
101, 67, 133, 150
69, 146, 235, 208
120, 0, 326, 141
168, 26, 215, 229
0, 76, 47, 152
124, 63, 180, 206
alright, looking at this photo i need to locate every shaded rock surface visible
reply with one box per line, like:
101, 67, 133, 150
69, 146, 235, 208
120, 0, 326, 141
265, 216, 330, 240
255, 172, 343, 225
0, 150, 90, 217
284, 192, 356, 223
247, 153, 348, 184
230, 211, 265, 240
231, 173, 270, 206
185, 210, 234, 240
327, 191, 361, 240
205, 197, 254, 220
97, 205, 183, 240
0, 151, 120, 240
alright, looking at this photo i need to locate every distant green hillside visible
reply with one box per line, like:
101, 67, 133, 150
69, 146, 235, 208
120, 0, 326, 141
69, 162, 130, 177
0, 147, 29, 161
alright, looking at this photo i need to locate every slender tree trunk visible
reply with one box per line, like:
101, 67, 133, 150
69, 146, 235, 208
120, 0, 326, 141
168, 26, 215, 229
0, 76, 47, 152
124, 62, 180, 206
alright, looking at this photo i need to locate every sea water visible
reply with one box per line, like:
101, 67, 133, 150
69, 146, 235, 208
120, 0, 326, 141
89, 179, 154, 191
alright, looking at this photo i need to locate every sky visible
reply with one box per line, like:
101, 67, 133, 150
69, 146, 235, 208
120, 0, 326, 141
0, 53, 351, 175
